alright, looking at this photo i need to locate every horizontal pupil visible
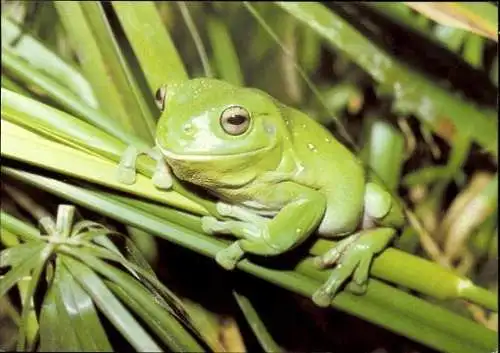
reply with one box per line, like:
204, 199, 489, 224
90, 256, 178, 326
228, 115, 246, 125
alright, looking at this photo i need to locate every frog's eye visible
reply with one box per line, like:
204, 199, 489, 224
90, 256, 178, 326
154, 85, 167, 112
220, 106, 251, 136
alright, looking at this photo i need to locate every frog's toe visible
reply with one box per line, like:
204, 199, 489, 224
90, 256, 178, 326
352, 255, 371, 287
216, 203, 233, 216
215, 242, 245, 270
116, 167, 137, 185
201, 216, 219, 234
312, 288, 334, 307
313, 248, 342, 269
152, 168, 172, 189
346, 281, 368, 295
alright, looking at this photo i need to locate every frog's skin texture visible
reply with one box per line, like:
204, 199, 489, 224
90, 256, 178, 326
153, 78, 405, 307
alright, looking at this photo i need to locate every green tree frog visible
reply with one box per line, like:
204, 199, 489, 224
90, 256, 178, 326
122, 78, 405, 307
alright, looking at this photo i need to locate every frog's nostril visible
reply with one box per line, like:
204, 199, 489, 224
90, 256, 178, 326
183, 123, 194, 135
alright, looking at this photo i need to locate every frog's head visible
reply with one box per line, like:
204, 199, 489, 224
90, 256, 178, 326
155, 78, 286, 188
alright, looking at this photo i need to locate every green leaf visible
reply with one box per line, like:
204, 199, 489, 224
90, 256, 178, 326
405, 2, 498, 42
53, 2, 136, 129
39, 279, 62, 352
233, 291, 282, 353
1, 16, 99, 108
0, 118, 206, 216
105, 280, 203, 352
207, 11, 244, 85
112, 2, 188, 92
61, 255, 163, 352
275, 2, 498, 157
0, 243, 47, 298
4, 166, 496, 353
57, 259, 114, 351
77, 2, 156, 142
1, 54, 146, 147
17, 244, 56, 351
0, 242, 45, 268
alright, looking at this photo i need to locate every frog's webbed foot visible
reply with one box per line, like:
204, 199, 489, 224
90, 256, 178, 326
202, 202, 269, 270
117, 145, 172, 189
312, 228, 396, 307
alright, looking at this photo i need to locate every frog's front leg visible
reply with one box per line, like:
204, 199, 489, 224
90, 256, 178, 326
312, 182, 402, 307
117, 145, 172, 189
203, 184, 326, 270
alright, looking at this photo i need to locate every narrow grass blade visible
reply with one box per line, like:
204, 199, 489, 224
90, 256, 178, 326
0, 119, 206, 216
104, 280, 204, 352
39, 278, 62, 352
1, 211, 43, 243
112, 2, 188, 92
61, 255, 163, 352
233, 291, 282, 353
0, 242, 45, 268
0, 244, 47, 298
206, 11, 244, 85
53, 2, 134, 127
1, 55, 146, 147
405, 2, 498, 42
276, 2, 498, 157
62, 250, 204, 352
1, 16, 98, 108
56, 259, 113, 351
78, 1, 157, 141
4, 166, 496, 353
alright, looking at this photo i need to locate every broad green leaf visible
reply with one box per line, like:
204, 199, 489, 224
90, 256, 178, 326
0, 73, 32, 95
112, 2, 188, 92
1, 87, 218, 215
47, 261, 83, 351
61, 256, 163, 352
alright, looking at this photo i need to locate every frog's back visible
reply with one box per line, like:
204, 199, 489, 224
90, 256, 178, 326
285, 106, 366, 236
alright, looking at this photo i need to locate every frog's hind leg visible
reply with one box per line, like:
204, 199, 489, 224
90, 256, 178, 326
203, 186, 326, 271
312, 227, 396, 307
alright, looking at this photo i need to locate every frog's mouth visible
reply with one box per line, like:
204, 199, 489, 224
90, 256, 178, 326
156, 139, 277, 162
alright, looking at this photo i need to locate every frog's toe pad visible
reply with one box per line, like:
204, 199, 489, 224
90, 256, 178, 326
215, 242, 245, 271
216, 203, 233, 216
117, 168, 136, 185
215, 251, 237, 270
312, 289, 333, 308
152, 171, 172, 189
201, 216, 219, 234
346, 281, 368, 295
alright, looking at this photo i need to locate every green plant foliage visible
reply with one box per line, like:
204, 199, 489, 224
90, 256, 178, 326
1, 1, 497, 352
